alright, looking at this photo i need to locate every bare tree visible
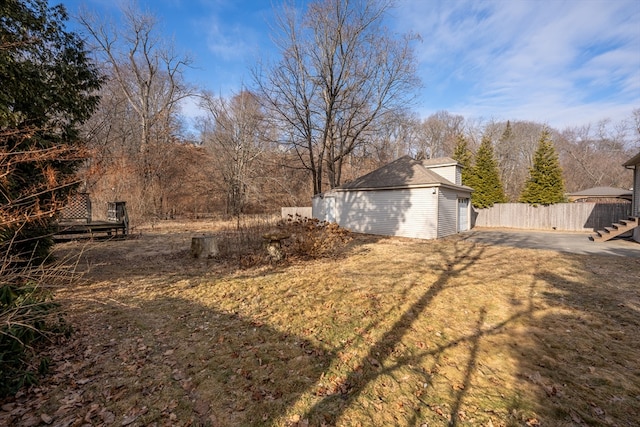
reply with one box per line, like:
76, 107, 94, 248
632, 108, 640, 148
416, 111, 465, 158
370, 110, 422, 164
557, 119, 633, 192
200, 91, 268, 221
255, 0, 419, 194
490, 120, 546, 201
78, 4, 193, 217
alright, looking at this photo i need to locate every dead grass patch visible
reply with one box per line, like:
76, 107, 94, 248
1, 220, 638, 427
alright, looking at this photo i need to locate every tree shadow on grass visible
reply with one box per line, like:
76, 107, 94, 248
509, 257, 640, 426
48, 230, 634, 426
1, 290, 337, 427
294, 236, 570, 427
301, 240, 494, 425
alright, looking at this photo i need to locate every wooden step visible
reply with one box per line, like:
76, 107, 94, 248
592, 216, 640, 242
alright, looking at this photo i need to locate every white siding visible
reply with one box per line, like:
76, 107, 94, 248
311, 195, 327, 221
634, 167, 640, 217
312, 196, 324, 220
426, 164, 458, 184
424, 164, 465, 185
437, 188, 458, 238
312, 195, 335, 222
335, 188, 439, 239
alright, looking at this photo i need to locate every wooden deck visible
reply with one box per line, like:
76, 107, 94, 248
54, 195, 129, 240
54, 220, 128, 240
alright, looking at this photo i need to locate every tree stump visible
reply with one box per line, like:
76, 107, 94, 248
262, 232, 290, 262
191, 235, 219, 258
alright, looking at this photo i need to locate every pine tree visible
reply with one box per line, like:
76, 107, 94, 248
471, 135, 507, 208
519, 129, 566, 205
452, 134, 474, 186
495, 120, 515, 201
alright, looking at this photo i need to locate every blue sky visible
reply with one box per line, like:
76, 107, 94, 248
56, 0, 640, 130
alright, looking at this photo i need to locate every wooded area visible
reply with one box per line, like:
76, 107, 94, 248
2, 0, 639, 237
68, 1, 638, 225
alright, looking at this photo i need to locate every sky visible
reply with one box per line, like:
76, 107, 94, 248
55, 0, 640, 130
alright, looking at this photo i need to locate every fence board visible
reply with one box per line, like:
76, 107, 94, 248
473, 203, 631, 231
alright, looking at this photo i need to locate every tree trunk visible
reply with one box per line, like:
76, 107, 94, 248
190, 235, 219, 258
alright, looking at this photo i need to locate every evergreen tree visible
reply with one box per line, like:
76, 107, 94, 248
452, 134, 474, 186
500, 120, 513, 142
1, 0, 101, 396
494, 120, 515, 201
519, 129, 566, 205
0, 0, 101, 262
471, 135, 507, 208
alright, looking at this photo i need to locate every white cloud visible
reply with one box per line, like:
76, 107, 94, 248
201, 16, 260, 61
396, 0, 640, 128
179, 95, 205, 120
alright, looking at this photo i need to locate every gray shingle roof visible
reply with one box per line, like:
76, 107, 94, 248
421, 157, 460, 167
623, 151, 640, 167
337, 156, 464, 190
567, 186, 632, 197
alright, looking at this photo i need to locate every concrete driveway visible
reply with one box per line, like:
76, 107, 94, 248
457, 228, 640, 257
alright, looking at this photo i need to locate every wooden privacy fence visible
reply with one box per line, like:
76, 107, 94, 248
473, 203, 631, 232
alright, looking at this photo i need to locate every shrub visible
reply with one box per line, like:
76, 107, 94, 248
193, 214, 353, 267
283, 218, 353, 259
0, 259, 73, 397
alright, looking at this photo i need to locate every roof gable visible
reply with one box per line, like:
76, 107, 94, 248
337, 156, 465, 190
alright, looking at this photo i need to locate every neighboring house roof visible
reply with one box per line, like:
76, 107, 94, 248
336, 155, 472, 191
567, 186, 633, 198
623, 151, 640, 167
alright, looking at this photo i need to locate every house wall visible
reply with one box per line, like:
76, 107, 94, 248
437, 188, 458, 238
331, 188, 439, 239
312, 194, 338, 223
425, 164, 460, 185
633, 166, 640, 216
312, 196, 327, 221
633, 167, 640, 242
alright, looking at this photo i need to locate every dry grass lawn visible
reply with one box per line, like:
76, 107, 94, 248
1, 220, 639, 426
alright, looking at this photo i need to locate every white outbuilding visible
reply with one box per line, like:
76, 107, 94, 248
313, 156, 473, 240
